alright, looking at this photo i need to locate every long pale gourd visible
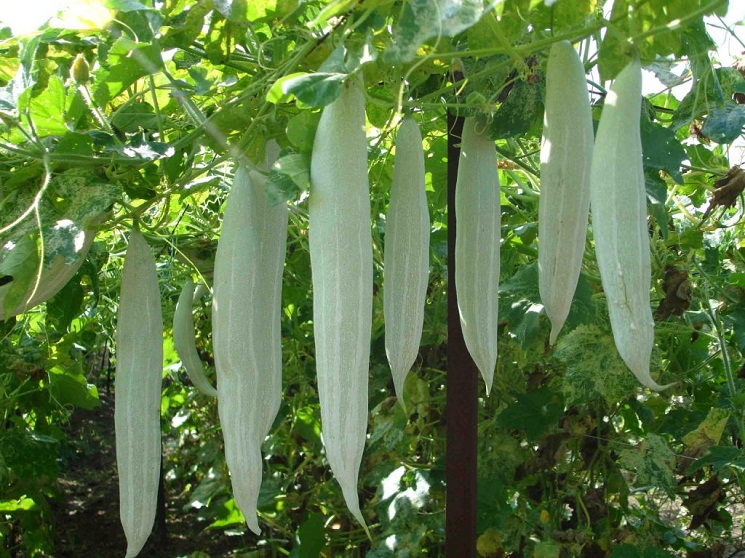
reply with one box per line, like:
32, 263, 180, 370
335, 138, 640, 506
115, 228, 163, 558
173, 278, 218, 397
384, 117, 430, 406
455, 116, 501, 395
212, 156, 288, 535
538, 40, 594, 345
590, 58, 672, 391
309, 75, 372, 534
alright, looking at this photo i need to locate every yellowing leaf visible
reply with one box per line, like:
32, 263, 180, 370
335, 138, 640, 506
682, 408, 730, 455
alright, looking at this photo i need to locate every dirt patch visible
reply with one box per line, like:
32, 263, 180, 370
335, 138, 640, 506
51, 391, 254, 557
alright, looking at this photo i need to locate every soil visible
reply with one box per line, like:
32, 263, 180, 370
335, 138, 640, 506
51, 390, 256, 558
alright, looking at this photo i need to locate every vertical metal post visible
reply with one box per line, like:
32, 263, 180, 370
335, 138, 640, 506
446, 111, 479, 557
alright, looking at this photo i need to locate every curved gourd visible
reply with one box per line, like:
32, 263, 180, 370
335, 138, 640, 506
115, 228, 163, 558
455, 116, 501, 395
590, 57, 673, 391
309, 75, 372, 534
212, 154, 288, 534
173, 278, 218, 397
538, 40, 594, 345
384, 117, 430, 406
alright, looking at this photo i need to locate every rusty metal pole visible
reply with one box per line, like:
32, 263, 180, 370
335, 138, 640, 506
445, 109, 479, 557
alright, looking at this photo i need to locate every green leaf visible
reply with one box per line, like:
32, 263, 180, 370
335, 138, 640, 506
104, 0, 152, 11
294, 406, 321, 446
530, 0, 597, 33
111, 101, 159, 132
641, 119, 686, 183
247, 0, 278, 21
729, 273, 745, 289
287, 110, 321, 152
297, 513, 327, 558
54, 133, 95, 156
266, 153, 310, 203
701, 101, 745, 144
28, 75, 68, 137
611, 546, 676, 558
499, 261, 539, 298
495, 387, 564, 441
46, 276, 86, 332
488, 74, 544, 140
93, 44, 163, 105
619, 433, 677, 496
672, 67, 742, 130
0, 428, 59, 482
0, 233, 40, 318
555, 325, 639, 406
208, 498, 245, 529
0, 496, 37, 512
645, 170, 668, 238
267, 72, 347, 107
599, 0, 720, 81
48, 364, 100, 410
384, 0, 484, 63
534, 541, 562, 558
687, 445, 745, 475
213, 0, 274, 22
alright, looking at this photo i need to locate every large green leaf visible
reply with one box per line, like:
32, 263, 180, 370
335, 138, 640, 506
28, 75, 67, 137
555, 325, 640, 406
598, 0, 724, 81
488, 73, 545, 140
385, 0, 484, 63
0, 428, 58, 483
641, 119, 686, 183
701, 101, 745, 144
47, 363, 100, 410
495, 387, 564, 441
267, 72, 348, 107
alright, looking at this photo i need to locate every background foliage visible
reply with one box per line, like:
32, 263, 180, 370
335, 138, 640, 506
0, 0, 744, 556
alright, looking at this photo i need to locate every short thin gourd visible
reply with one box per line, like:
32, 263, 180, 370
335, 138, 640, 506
173, 278, 218, 397
115, 228, 163, 558
455, 116, 501, 394
538, 40, 594, 345
212, 151, 288, 535
590, 57, 673, 391
384, 117, 430, 406
309, 75, 372, 535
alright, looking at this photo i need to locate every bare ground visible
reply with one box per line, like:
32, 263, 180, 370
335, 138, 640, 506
51, 390, 258, 558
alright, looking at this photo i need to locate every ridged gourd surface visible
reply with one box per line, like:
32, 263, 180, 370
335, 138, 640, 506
590, 57, 672, 391
212, 158, 288, 535
538, 40, 594, 345
309, 76, 372, 534
455, 116, 501, 394
115, 228, 163, 558
384, 116, 430, 407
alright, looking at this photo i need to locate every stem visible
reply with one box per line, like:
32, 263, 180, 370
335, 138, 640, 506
703, 296, 745, 443
79, 84, 117, 137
